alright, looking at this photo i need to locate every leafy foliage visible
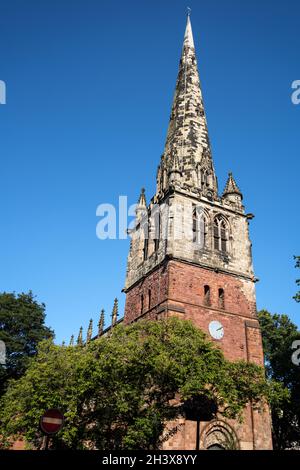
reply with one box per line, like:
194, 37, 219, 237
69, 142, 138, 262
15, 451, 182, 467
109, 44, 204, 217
0, 317, 285, 450
0, 291, 54, 396
294, 256, 300, 303
258, 309, 300, 449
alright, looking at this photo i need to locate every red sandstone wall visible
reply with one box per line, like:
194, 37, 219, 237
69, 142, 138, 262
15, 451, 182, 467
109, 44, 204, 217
124, 263, 169, 324
124, 260, 273, 449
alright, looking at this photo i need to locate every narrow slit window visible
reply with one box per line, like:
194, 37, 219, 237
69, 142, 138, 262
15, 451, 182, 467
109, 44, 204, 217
218, 288, 225, 309
204, 285, 211, 306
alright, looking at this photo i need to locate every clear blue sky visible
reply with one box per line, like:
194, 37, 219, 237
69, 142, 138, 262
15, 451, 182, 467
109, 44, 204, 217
0, 0, 299, 343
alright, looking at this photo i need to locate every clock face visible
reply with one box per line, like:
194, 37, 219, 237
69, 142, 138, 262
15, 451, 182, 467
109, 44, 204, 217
209, 320, 224, 340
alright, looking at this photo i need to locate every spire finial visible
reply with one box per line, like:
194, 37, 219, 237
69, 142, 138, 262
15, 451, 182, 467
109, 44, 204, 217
77, 326, 83, 346
136, 188, 147, 220
222, 172, 243, 200
111, 298, 119, 327
87, 319, 93, 343
69, 334, 74, 346
138, 187, 146, 205
183, 9, 194, 48
98, 309, 105, 337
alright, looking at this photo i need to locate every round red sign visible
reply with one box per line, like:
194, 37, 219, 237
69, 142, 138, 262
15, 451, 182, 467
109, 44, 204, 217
40, 409, 64, 435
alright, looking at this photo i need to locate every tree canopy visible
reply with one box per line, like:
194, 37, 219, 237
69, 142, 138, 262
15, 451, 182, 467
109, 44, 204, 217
0, 317, 286, 450
258, 309, 300, 449
0, 291, 54, 396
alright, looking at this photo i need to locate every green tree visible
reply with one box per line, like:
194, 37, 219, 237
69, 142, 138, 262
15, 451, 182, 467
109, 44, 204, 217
258, 309, 300, 449
294, 256, 300, 303
0, 291, 54, 396
0, 317, 286, 450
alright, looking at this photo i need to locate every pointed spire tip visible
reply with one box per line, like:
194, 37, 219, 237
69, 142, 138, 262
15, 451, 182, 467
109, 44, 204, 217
223, 172, 243, 198
183, 8, 195, 53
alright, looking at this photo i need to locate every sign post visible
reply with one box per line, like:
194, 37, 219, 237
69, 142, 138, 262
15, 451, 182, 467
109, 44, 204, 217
40, 409, 64, 450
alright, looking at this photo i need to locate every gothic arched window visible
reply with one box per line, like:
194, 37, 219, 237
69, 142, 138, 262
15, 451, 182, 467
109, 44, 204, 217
214, 216, 228, 253
192, 207, 207, 248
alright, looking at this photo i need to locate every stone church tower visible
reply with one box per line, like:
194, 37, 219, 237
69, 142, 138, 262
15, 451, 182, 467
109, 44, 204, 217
123, 14, 273, 450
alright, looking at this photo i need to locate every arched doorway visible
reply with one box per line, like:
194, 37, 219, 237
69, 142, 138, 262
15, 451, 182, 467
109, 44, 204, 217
201, 420, 239, 450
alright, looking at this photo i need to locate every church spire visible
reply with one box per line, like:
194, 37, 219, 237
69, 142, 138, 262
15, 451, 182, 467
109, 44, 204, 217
158, 14, 218, 198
